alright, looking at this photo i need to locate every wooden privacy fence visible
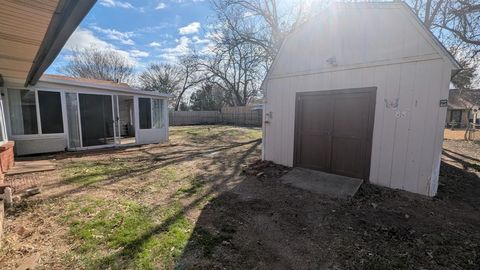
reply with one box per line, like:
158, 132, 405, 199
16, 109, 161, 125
169, 110, 262, 126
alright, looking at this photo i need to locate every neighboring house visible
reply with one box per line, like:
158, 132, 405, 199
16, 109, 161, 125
446, 89, 480, 128
261, 2, 460, 196
3, 75, 170, 155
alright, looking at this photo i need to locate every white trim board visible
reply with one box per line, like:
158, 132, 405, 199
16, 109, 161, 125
39, 77, 173, 98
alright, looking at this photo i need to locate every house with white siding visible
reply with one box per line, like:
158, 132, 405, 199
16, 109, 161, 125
3, 75, 170, 156
0, 0, 171, 157
261, 2, 460, 196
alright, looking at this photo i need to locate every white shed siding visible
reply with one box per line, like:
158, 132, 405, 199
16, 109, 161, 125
263, 3, 457, 196
270, 5, 439, 78
264, 59, 450, 196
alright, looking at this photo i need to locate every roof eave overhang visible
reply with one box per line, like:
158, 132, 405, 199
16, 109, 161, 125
24, 0, 97, 87
39, 77, 174, 98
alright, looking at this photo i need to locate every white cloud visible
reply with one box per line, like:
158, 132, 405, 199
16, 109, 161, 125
130, 49, 149, 58
160, 36, 192, 62
192, 35, 209, 44
99, 0, 134, 9
179, 22, 201, 35
64, 28, 137, 65
173, 0, 205, 2
65, 28, 114, 51
149, 41, 162, 47
164, 37, 191, 54
91, 26, 135, 45
155, 2, 167, 9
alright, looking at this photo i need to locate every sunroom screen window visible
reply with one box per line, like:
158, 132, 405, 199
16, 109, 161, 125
66, 93, 81, 149
139, 98, 152, 129
152, 99, 163, 128
8, 89, 38, 135
38, 91, 64, 133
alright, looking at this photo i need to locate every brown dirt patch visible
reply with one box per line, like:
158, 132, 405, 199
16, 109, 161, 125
178, 140, 480, 270
444, 128, 480, 141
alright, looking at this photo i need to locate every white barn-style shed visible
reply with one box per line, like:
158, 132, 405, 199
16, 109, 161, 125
2, 75, 170, 155
261, 2, 460, 196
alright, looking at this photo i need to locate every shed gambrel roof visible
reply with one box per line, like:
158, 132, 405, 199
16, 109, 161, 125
262, 1, 460, 87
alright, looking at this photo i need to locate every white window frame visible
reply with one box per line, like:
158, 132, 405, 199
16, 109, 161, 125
138, 97, 153, 130
5, 88, 66, 139
74, 91, 117, 150
151, 98, 165, 129
0, 94, 9, 146
137, 97, 167, 131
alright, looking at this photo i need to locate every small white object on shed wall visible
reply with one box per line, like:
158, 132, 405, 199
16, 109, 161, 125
262, 2, 459, 196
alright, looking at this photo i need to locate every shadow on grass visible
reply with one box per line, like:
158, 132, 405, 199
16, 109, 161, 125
37, 139, 261, 201
61, 142, 479, 269
71, 139, 262, 269
443, 148, 480, 167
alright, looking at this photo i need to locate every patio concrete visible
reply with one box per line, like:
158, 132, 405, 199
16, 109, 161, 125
280, 168, 363, 198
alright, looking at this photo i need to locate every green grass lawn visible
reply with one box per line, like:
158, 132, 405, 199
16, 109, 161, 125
62, 197, 191, 269
45, 125, 262, 269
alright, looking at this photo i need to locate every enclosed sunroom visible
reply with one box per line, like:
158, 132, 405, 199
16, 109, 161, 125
2, 75, 170, 155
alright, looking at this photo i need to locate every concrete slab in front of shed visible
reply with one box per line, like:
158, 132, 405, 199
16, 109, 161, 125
280, 168, 363, 198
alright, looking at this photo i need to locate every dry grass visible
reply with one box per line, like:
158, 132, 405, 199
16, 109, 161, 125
444, 128, 480, 141
444, 129, 467, 140
0, 125, 262, 269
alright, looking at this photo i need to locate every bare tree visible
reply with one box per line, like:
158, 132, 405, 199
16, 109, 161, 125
175, 54, 205, 111
200, 11, 266, 106
139, 63, 182, 109
406, 0, 480, 84
202, 45, 264, 106
204, 0, 332, 106
190, 82, 225, 111
407, 0, 480, 48
61, 47, 134, 83
139, 55, 204, 111
211, 0, 325, 63
139, 63, 182, 94
450, 48, 479, 88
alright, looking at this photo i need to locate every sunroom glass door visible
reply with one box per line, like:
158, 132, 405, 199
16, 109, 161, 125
79, 94, 115, 147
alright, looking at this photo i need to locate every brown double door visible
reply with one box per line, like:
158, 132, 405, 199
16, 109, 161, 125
294, 88, 376, 179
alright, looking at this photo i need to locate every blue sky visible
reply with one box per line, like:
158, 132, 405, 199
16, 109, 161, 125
47, 0, 215, 74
